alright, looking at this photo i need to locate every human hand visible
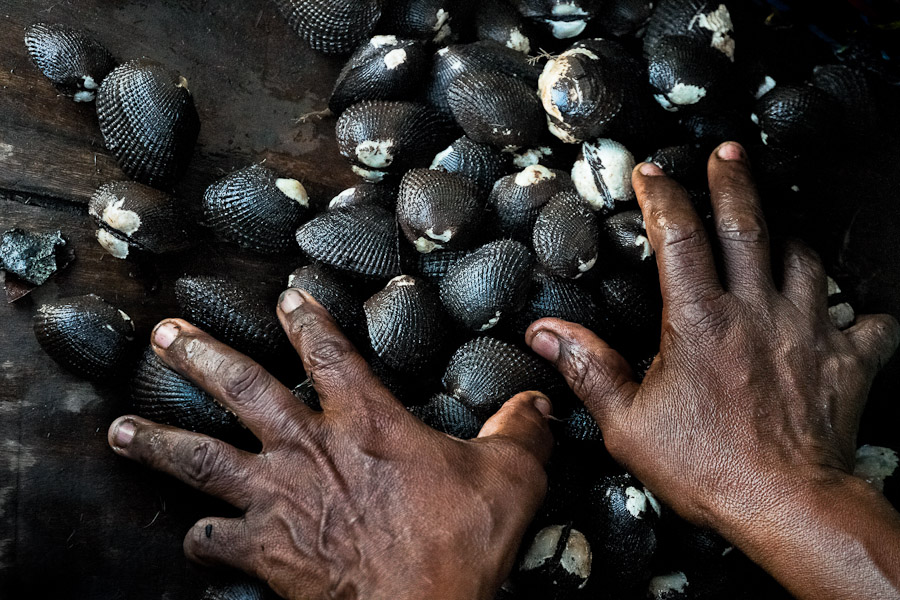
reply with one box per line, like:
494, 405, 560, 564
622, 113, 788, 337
108, 289, 554, 600
526, 142, 900, 599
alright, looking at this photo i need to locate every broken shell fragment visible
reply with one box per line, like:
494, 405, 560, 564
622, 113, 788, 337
533, 191, 600, 279
489, 165, 574, 241
0, 228, 67, 286
409, 392, 484, 439
24, 23, 116, 102
271, 0, 382, 55
398, 169, 486, 253
571, 139, 636, 211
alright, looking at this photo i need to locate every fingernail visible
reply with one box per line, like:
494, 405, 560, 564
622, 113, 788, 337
533, 395, 552, 417
153, 321, 179, 349
280, 288, 304, 313
531, 330, 561, 362
639, 162, 665, 177
113, 418, 136, 448
717, 142, 744, 161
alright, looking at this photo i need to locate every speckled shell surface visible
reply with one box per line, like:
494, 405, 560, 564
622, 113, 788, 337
379, 0, 455, 43
416, 248, 470, 284
643, 0, 736, 62
131, 348, 239, 438
398, 168, 486, 253
439, 239, 534, 331
33, 294, 135, 380
648, 35, 731, 112
752, 85, 840, 149
202, 164, 308, 254
96, 58, 200, 188
0, 228, 67, 286
431, 136, 511, 193
475, 0, 532, 54
562, 405, 602, 443
490, 165, 574, 241
533, 191, 600, 279
89, 181, 193, 258
288, 264, 366, 342
24, 23, 116, 101
409, 392, 483, 439
271, 0, 382, 55
328, 182, 397, 211
571, 139, 636, 211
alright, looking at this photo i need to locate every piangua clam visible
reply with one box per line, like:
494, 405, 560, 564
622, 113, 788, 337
24, 22, 116, 102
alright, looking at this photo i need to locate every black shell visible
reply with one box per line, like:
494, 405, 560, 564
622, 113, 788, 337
511, 0, 602, 39
364, 275, 449, 373
431, 136, 511, 193
336, 100, 454, 181
440, 239, 534, 331
174, 276, 289, 364
201, 578, 276, 600
416, 248, 470, 284
447, 69, 544, 151
202, 164, 308, 254
571, 139, 636, 211
379, 0, 456, 43
131, 348, 239, 438
295, 204, 400, 279
96, 58, 200, 189
509, 268, 601, 335
648, 144, 706, 187
592, 270, 662, 355
398, 169, 486, 253
288, 264, 366, 342
648, 35, 732, 113
677, 109, 749, 145
271, 0, 382, 55
33, 294, 135, 380
442, 336, 559, 417
562, 405, 602, 443
489, 165, 574, 241
643, 0, 736, 62
599, 210, 654, 269
810, 65, 878, 139
409, 392, 484, 439
328, 182, 397, 211
89, 181, 193, 259
475, 0, 532, 54
329, 36, 429, 115
24, 23, 116, 101
0, 228, 67, 286
533, 191, 600, 280
517, 524, 593, 595
596, 0, 653, 38
751, 85, 840, 150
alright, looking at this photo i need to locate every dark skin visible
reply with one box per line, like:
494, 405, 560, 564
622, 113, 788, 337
109, 142, 900, 599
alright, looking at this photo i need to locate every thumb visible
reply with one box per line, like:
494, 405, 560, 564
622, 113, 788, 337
477, 391, 554, 465
525, 318, 638, 428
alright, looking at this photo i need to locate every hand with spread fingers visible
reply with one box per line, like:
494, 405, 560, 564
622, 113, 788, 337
527, 142, 900, 600
108, 291, 554, 600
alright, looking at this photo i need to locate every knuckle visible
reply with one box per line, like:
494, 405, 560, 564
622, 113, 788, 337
676, 295, 730, 336
306, 337, 356, 374
222, 362, 269, 405
181, 439, 225, 487
717, 213, 767, 245
662, 224, 707, 256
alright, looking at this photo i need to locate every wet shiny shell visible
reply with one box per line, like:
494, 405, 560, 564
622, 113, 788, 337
442, 336, 559, 417
599, 210, 654, 268
175, 276, 289, 364
439, 239, 534, 331
511, 0, 601, 39
643, 0, 736, 62
571, 138, 636, 211
409, 392, 484, 439
533, 191, 600, 279
329, 36, 429, 115
364, 275, 449, 373
131, 348, 239, 438
489, 165, 574, 241
562, 405, 602, 443
33, 294, 135, 380
648, 35, 731, 113
96, 58, 200, 188
810, 64, 878, 138
752, 85, 840, 149
201, 578, 276, 600
596, 0, 653, 37
379, 0, 455, 43
677, 109, 749, 145
89, 181, 193, 259
271, 0, 382, 55
328, 182, 397, 211
475, 0, 532, 54
288, 264, 366, 342
648, 144, 706, 187
336, 101, 454, 181
398, 169, 486, 253
447, 69, 544, 151
0, 228, 66, 286
295, 204, 400, 279
431, 136, 511, 193
416, 248, 470, 284
518, 524, 593, 593
509, 268, 601, 335
24, 23, 116, 101
202, 164, 308, 254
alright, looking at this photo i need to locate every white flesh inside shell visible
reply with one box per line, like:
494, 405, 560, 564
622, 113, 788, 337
276, 178, 309, 206
97, 229, 129, 259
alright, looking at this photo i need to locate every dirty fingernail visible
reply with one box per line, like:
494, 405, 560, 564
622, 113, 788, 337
113, 418, 136, 448
717, 142, 744, 161
531, 330, 561, 362
639, 162, 665, 177
534, 395, 553, 417
280, 288, 304, 313
153, 321, 179, 349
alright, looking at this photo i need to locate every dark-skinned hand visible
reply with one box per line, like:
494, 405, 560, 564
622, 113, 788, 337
526, 142, 900, 600
108, 290, 554, 600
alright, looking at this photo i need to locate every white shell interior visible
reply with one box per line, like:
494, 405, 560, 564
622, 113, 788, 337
96, 229, 129, 259
276, 178, 309, 206
648, 572, 689, 597
383, 48, 407, 70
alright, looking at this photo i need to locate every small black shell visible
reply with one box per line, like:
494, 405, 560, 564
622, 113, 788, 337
416, 248, 470, 284
379, 0, 456, 43
288, 264, 366, 342
24, 23, 116, 101
409, 392, 484, 439
271, 0, 382, 55
398, 168, 486, 253
34, 294, 135, 380
364, 275, 449, 373
648, 144, 707, 187
475, 0, 532, 54
202, 164, 309, 255
599, 210, 654, 269
533, 191, 600, 279
571, 139, 636, 211
89, 181, 193, 259
751, 85, 840, 150
810, 65, 878, 140
201, 577, 276, 600
511, 0, 601, 39
643, 0, 736, 62
328, 182, 397, 211
517, 523, 593, 595
329, 36, 429, 115
509, 268, 602, 335
131, 347, 240, 438
295, 204, 400, 279
431, 136, 511, 193
440, 239, 534, 331
593, 270, 662, 350
96, 58, 200, 188
0, 228, 67, 286
648, 35, 731, 113
489, 165, 574, 241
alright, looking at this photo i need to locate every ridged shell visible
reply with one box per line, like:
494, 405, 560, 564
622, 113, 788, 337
562, 405, 602, 443
489, 165, 574, 241
511, 0, 602, 39
0, 228, 66, 286
596, 0, 653, 37
328, 182, 397, 211
202, 165, 308, 254
398, 169, 486, 253
96, 58, 200, 188
33, 294, 135, 380
643, 0, 736, 62
533, 191, 599, 279
379, 0, 455, 43
288, 264, 366, 342
810, 65, 878, 138
431, 136, 511, 193
648, 35, 731, 113
475, 0, 532, 54
677, 109, 749, 145
174, 276, 289, 364
416, 248, 469, 284
648, 144, 706, 187
447, 69, 544, 151
751, 85, 840, 149
440, 239, 534, 331
517, 524, 593, 594
336, 101, 454, 181
409, 392, 483, 439
131, 348, 239, 437
295, 204, 400, 279
364, 275, 449, 373
329, 36, 429, 115
442, 336, 559, 417
271, 0, 382, 55
571, 139, 636, 211
201, 578, 275, 600
599, 210, 654, 268
592, 270, 662, 353
89, 181, 193, 259
24, 23, 116, 101
509, 268, 601, 335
